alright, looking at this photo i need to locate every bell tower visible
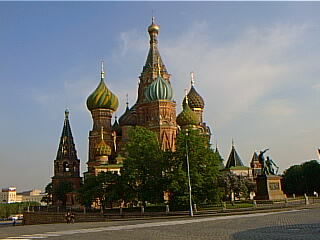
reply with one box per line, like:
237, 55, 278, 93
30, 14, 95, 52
52, 110, 81, 206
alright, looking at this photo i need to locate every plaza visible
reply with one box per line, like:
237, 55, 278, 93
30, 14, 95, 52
1, 207, 319, 240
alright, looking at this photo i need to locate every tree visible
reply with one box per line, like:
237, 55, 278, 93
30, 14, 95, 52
283, 160, 320, 195
78, 172, 128, 210
41, 182, 53, 205
168, 129, 223, 208
122, 126, 166, 205
221, 172, 254, 201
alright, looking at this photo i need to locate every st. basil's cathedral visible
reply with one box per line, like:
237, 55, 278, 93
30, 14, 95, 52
51, 18, 211, 206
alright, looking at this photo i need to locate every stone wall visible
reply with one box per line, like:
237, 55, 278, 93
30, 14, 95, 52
23, 212, 105, 225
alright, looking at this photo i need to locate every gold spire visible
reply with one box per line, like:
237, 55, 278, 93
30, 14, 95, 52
190, 72, 195, 87
101, 126, 104, 141
148, 16, 160, 34
157, 56, 161, 76
101, 60, 104, 80
185, 88, 189, 104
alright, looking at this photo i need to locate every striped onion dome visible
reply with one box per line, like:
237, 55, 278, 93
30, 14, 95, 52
86, 63, 119, 112
145, 74, 174, 102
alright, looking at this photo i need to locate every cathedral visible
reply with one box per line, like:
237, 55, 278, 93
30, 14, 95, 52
52, 18, 211, 206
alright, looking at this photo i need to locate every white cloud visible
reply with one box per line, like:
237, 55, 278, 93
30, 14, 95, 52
160, 22, 307, 128
312, 83, 320, 89
262, 99, 297, 117
117, 29, 148, 58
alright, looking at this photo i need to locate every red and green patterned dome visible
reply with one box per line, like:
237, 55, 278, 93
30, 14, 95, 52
183, 86, 205, 109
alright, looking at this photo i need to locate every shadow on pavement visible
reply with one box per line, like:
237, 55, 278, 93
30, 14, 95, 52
232, 223, 320, 240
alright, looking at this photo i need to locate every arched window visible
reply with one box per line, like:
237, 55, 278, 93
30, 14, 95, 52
63, 162, 70, 172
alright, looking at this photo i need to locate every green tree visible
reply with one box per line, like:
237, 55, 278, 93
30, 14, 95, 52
221, 172, 254, 201
168, 129, 223, 208
41, 182, 53, 205
122, 126, 165, 205
283, 160, 320, 195
78, 172, 131, 210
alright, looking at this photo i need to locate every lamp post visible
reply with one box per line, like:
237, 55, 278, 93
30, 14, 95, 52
185, 129, 193, 217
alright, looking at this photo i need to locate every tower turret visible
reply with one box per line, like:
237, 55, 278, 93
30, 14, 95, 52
86, 62, 119, 175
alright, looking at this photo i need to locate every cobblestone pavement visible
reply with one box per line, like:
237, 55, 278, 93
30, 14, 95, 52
0, 208, 319, 240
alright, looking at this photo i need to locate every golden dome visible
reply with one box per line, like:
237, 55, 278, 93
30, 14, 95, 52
148, 16, 160, 33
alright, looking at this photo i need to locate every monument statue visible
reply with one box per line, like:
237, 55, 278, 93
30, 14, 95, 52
258, 148, 269, 164
255, 148, 286, 200
258, 149, 279, 175
264, 156, 279, 175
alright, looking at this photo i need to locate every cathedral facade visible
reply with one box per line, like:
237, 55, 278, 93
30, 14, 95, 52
52, 19, 211, 204
84, 18, 211, 176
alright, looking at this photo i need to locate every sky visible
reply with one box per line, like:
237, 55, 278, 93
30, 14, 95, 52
1, 1, 320, 192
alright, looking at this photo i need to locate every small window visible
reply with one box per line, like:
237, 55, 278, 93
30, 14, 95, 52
63, 162, 70, 172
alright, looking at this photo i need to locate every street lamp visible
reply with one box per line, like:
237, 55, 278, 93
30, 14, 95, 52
185, 129, 193, 217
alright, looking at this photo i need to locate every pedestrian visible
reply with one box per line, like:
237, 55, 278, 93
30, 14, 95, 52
65, 212, 71, 224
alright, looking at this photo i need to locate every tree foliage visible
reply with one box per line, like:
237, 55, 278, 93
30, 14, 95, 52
122, 126, 166, 205
221, 172, 255, 201
78, 172, 127, 210
283, 160, 320, 195
167, 129, 223, 208
41, 182, 53, 205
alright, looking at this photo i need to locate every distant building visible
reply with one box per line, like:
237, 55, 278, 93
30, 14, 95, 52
0, 187, 17, 203
18, 189, 46, 205
0, 187, 45, 204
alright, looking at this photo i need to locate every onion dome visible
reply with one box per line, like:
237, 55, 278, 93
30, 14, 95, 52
112, 116, 122, 136
177, 98, 199, 127
145, 57, 174, 102
145, 74, 174, 102
148, 16, 160, 34
86, 62, 119, 112
95, 127, 111, 157
183, 72, 205, 109
119, 103, 137, 126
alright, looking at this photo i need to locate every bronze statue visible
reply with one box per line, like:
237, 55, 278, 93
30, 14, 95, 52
258, 149, 279, 175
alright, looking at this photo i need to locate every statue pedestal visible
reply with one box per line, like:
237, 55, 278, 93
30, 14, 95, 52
254, 175, 286, 200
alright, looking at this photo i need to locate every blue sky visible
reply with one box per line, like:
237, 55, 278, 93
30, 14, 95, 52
1, 2, 320, 191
